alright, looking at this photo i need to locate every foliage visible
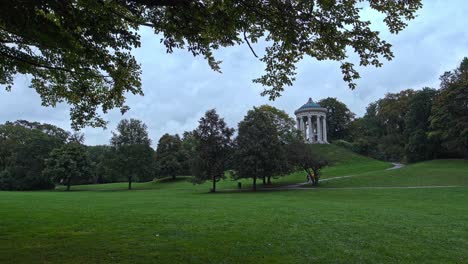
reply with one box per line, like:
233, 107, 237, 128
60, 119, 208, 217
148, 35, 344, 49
192, 109, 234, 192
257, 104, 296, 142
1, 0, 422, 128
155, 133, 183, 179
111, 119, 151, 146
318, 97, 355, 140
86, 145, 123, 184
0, 121, 70, 190
349, 89, 416, 161
43, 143, 91, 191
404, 88, 439, 162
110, 119, 154, 189
234, 107, 289, 190
286, 139, 328, 186
429, 58, 468, 159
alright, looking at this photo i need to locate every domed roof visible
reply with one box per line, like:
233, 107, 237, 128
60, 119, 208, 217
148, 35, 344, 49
294, 98, 326, 115
299, 98, 321, 109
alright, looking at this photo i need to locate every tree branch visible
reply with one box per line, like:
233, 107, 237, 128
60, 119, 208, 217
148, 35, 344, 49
0, 50, 109, 78
243, 31, 258, 58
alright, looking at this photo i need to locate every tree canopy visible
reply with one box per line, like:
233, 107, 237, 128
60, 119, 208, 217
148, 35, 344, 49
1, 0, 422, 128
234, 106, 291, 190
429, 58, 468, 159
192, 109, 234, 192
155, 133, 183, 179
318, 97, 355, 140
43, 143, 91, 191
110, 118, 154, 189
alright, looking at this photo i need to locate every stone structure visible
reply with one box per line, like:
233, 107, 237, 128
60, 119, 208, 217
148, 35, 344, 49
294, 98, 328, 144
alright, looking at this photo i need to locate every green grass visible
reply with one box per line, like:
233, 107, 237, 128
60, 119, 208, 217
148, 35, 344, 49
321, 159, 468, 188
272, 144, 391, 186
1, 146, 468, 263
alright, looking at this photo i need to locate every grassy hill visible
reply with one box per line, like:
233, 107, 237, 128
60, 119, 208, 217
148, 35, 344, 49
272, 144, 392, 186
322, 159, 468, 188
1, 145, 467, 263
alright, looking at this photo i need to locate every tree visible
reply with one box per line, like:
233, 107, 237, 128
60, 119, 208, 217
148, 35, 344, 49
257, 104, 296, 143
180, 131, 198, 175
43, 143, 91, 191
0, 121, 68, 190
318, 97, 355, 140
155, 133, 183, 180
347, 90, 416, 161
192, 109, 234, 192
111, 119, 151, 146
287, 139, 328, 186
111, 119, 154, 189
404, 88, 439, 162
234, 107, 288, 191
430, 58, 468, 159
1, 1, 422, 128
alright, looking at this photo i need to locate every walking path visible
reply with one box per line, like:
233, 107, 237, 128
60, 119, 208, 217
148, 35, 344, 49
254, 185, 462, 192
224, 163, 462, 192
281, 163, 405, 189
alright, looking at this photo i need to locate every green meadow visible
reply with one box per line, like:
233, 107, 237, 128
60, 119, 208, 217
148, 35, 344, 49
1, 145, 467, 263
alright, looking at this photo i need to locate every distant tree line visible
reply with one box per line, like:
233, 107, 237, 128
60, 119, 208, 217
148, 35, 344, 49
322, 58, 468, 162
0, 107, 326, 191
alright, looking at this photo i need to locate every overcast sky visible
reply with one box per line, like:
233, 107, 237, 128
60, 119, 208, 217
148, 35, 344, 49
1, 0, 467, 146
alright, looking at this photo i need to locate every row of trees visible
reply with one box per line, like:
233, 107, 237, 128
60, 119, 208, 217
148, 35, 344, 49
0, 108, 327, 191
318, 58, 468, 162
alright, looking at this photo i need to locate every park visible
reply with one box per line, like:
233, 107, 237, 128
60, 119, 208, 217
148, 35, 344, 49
1, 1, 468, 263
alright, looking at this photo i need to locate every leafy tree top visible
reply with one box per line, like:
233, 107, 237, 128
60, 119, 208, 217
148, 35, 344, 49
1, 0, 422, 128
111, 119, 151, 146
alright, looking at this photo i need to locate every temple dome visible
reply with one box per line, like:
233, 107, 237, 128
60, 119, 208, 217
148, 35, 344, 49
294, 98, 326, 114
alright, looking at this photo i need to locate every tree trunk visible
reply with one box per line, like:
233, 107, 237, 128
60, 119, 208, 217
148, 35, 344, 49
66, 178, 71, 191
253, 176, 257, 191
464, 144, 468, 160
312, 169, 319, 186
267, 176, 272, 185
262, 175, 266, 185
211, 175, 216, 193
172, 174, 176, 180
128, 176, 132, 190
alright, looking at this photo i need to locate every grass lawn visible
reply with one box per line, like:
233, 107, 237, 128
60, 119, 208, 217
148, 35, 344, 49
321, 159, 468, 188
1, 146, 467, 263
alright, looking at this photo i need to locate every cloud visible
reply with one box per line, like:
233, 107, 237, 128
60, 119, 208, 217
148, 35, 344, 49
1, 0, 467, 146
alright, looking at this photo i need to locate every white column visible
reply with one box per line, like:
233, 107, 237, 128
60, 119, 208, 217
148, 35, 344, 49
301, 118, 307, 141
296, 117, 300, 130
317, 115, 322, 143
322, 115, 328, 143
308, 115, 313, 143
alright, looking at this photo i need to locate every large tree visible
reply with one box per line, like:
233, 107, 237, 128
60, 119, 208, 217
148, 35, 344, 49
318, 97, 355, 140
430, 58, 468, 159
110, 118, 154, 189
234, 107, 288, 190
192, 109, 234, 193
43, 143, 91, 191
404, 88, 439, 162
155, 133, 183, 180
0, 121, 70, 190
257, 104, 296, 143
1, 1, 422, 128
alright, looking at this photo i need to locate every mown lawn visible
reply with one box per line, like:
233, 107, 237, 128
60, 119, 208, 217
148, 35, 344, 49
1, 147, 467, 263
321, 159, 468, 188
1, 186, 467, 263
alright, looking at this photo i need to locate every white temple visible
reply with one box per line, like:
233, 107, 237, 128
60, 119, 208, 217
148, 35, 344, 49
294, 98, 328, 144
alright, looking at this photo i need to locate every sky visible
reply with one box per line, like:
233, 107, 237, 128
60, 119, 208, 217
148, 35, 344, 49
1, 0, 467, 146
